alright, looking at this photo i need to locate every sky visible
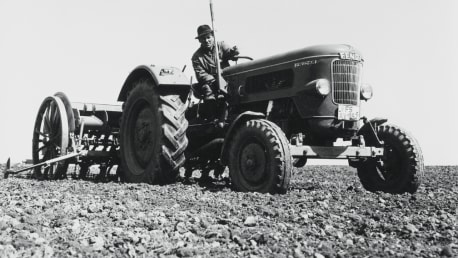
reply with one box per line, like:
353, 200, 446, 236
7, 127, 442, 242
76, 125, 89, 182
0, 0, 457, 165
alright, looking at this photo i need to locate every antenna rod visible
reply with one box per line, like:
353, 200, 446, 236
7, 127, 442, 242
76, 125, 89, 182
209, 0, 226, 93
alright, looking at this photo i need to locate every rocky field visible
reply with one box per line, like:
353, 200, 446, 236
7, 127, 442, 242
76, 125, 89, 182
0, 165, 457, 258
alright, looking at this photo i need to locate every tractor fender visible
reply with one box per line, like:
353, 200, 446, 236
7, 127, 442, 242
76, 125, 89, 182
358, 117, 388, 134
220, 111, 266, 165
357, 117, 388, 147
117, 65, 190, 102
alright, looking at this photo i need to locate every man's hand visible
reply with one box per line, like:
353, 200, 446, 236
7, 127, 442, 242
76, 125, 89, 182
209, 78, 228, 95
230, 46, 240, 60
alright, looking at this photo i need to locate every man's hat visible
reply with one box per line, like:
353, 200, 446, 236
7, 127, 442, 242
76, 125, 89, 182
195, 24, 213, 39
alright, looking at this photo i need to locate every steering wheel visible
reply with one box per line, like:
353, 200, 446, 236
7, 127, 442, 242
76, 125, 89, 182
234, 55, 253, 61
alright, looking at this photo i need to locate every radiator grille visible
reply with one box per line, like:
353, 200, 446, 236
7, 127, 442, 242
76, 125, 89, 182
332, 60, 362, 105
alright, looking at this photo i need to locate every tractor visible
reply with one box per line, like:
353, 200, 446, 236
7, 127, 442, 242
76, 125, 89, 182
4, 44, 423, 195
116, 44, 423, 194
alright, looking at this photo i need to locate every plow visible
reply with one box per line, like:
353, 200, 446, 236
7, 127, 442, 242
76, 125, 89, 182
4, 92, 122, 180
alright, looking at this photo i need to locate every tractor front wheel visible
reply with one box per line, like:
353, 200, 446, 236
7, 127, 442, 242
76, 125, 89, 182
228, 119, 292, 194
356, 123, 424, 194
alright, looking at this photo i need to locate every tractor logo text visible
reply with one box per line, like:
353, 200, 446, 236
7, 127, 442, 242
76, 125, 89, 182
294, 60, 318, 68
339, 52, 362, 61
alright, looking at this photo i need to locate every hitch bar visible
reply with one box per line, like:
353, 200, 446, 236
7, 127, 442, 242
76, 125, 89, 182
3, 150, 88, 179
290, 145, 383, 159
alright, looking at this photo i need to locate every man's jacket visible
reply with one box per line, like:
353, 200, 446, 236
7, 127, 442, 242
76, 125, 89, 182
191, 41, 237, 85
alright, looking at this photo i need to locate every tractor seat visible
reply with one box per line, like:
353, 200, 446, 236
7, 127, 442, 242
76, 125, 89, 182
191, 83, 205, 100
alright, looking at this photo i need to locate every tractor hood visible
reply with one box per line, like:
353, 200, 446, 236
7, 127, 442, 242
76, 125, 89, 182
223, 44, 362, 77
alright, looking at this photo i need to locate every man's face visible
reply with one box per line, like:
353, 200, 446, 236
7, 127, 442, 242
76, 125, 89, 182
198, 34, 214, 50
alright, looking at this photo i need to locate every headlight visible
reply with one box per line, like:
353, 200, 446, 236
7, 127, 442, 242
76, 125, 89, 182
316, 79, 330, 96
360, 83, 373, 100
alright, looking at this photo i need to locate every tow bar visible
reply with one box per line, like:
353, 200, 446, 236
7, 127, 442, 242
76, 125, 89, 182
2, 150, 88, 179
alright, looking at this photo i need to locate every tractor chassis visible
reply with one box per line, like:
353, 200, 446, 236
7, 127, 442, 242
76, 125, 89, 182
290, 145, 384, 159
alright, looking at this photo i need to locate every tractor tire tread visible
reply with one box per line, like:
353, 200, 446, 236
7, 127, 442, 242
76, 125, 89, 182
159, 94, 188, 174
229, 119, 291, 194
120, 81, 188, 185
357, 123, 423, 193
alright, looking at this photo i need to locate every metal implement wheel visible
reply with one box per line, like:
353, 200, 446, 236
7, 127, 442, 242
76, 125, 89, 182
228, 119, 292, 194
119, 79, 188, 184
356, 123, 424, 193
53, 92, 76, 133
32, 96, 70, 179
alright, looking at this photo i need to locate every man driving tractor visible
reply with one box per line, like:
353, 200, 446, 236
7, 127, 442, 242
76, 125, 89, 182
191, 24, 239, 124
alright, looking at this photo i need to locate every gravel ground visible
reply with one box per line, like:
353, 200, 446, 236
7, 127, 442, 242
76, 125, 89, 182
0, 165, 457, 258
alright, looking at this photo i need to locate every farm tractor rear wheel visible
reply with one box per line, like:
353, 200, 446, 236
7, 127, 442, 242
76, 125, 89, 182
357, 123, 424, 194
228, 119, 292, 194
32, 96, 70, 179
119, 79, 188, 184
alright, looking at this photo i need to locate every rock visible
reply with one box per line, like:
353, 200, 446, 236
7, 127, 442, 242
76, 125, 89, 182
182, 232, 198, 243
176, 240, 185, 248
0, 244, 17, 258
249, 239, 257, 247
29, 232, 46, 245
176, 247, 194, 257
317, 200, 329, 209
175, 222, 188, 234
80, 238, 89, 247
126, 243, 136, 257
70, 219, 81, 234
35, 237, 46, 245
191, 216, 201, 225
136, 245, 147, 254
210, 241, 220, 248
232, 235, 244, 245
217, 217, 232, 225
244, 216, 257, 227
34, 199, 45, 207
126, 231, 140, 243
251, 233, 267, 245
205, 224, 230, 239
111, 227, 123, 236
345, 239, 354, 246
90, 236, 104, 251
200, 218, 210, 229
14, 207, 24, 214
314, 253, 325, 258
405, 224, 418, 233
42, 245, 54, 258
336, 231, 344, 239
277, 222, 287, 232
88, 203, 100, 213
440, 245, 453, 257
9, 217, 21, 228
294, 247, 306, 258
79, 210, 88, 217
0, 219, 8, 230
137, 212, 146, 219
